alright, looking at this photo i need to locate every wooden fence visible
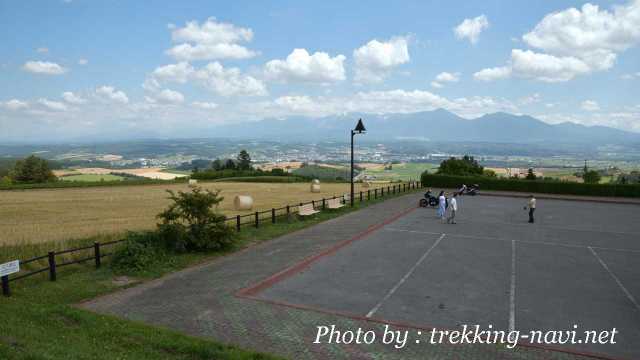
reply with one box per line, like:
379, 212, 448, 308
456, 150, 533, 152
1, 181, 422, 297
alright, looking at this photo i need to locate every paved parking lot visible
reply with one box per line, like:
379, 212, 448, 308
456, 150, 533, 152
83, 193, 639, 360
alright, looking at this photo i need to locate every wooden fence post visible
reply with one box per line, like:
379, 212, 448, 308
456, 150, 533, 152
94, 242, 101, 269
367, 189, 371, 200
374, 188, 378, 198
255, 212, 259, 228
236, 215, 241, 232
271, 208, 276, 224
48, 251, 57, 282
359, 191, 363, 202
1, 275, 9, 297
322, 198, 326, 209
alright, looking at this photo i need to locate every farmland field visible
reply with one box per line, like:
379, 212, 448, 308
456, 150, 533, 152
0, 181, 386, 245
360, 162, 438, 181
60, 174, 125, 182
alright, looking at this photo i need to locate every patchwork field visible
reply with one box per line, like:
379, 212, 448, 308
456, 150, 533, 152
0, 181, 383, 245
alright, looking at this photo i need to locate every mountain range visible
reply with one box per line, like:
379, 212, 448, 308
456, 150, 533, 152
214, 109, 640, 144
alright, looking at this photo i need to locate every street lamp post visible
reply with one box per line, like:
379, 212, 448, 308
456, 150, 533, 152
351, 119, 366, 207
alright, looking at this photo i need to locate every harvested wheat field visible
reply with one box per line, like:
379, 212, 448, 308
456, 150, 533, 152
0, 181, 387, 245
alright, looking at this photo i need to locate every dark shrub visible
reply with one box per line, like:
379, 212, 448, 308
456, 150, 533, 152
111, 231, 167, 273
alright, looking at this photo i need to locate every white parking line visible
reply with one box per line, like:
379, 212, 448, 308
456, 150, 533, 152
365, 233, 445, 318
509, 239, 516, 333
589, 247, 640, 312
384, 228, 640, 253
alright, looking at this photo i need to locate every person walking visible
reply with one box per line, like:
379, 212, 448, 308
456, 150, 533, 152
525, 195, 536, 223
447, 193, 458, 224
437, 191, 446, 220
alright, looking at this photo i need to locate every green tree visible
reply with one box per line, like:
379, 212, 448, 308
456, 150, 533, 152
211, 159, 223, 171
224, 159, 236, 170
157, 187, 234, 251
436, 155, 484, 176
9, 155, 56, 183
525, 168, 537, 180
236, 150, 252, 170
583, 170, 601, 184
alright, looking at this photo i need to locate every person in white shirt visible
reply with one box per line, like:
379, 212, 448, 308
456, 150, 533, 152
437, 191, 446, 219
447, 193, 458, 224
526, 195, 536, 223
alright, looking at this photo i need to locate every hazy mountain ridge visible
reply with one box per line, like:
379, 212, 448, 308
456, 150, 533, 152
214, 109, 640, 144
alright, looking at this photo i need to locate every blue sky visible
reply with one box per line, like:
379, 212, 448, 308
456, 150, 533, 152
1, 0, 639, 141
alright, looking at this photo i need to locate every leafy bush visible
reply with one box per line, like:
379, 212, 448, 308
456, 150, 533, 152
157, 187, 234, 251
420, 173, 640, 198
111, 231, 167, 273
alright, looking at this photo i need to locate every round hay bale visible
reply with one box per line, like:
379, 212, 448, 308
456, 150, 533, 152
234, 195, 254, 210
310, 183, 321, 193
188, 179, 198, 187
312, 179, 320, 184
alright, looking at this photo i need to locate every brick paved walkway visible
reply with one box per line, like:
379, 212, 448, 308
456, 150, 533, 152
82, 193, 601, 360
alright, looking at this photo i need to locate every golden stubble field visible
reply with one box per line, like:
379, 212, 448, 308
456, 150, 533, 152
0, 181, 384, 245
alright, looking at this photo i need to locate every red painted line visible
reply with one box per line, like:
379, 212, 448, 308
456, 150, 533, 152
239, 294, 629, 360
236, 205, 417, 297
235, 201, 630, 360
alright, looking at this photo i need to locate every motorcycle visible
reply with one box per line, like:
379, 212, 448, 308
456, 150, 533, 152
419, 190, 439, 207
462, 184, 479, 196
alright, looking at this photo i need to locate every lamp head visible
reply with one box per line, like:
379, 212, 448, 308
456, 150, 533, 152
354, 118, 366, 134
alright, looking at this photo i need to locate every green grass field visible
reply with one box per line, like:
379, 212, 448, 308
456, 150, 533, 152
0, 189, 420, 360
361, 162, 438, 181
61, 174, 125, 182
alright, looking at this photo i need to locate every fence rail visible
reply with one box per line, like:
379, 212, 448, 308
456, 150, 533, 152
1, 181, 422, 297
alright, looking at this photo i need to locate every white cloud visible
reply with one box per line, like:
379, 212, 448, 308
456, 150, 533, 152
518, 93, 542, 105
454, 15, 489, 44
191, 101, 218, 110
581, 100, 601, 111
38, 98, 67, 111
152, 62, 195, 83
193, 62, 267, 96
353, 37, 410, 83
171, 17, 253, 44
95, 86, 129, 104
78, 58, 88, 65
435, 72, 461, 83
510, 49, 592, 82
264, 48, 346, 83
36, 47, 49, 53
523, 2, 640, 61
166, 43, 257, 61
167, 17, 257, 61
62, 91, 86, 104
22, 61, 67, 75
148, 61, 267, 97
477, 1, 640, 82
154, 89, 185, 104
473, 66, 512, 81
431, 72, 460, 88
1, 99, 29, 111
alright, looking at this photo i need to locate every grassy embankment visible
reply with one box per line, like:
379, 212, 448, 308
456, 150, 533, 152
0, 186, 420, 360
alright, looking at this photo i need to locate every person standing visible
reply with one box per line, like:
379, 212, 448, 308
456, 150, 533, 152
526, 195, 536, 223
437, 191, 446, 220
447, 193, 458, 224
